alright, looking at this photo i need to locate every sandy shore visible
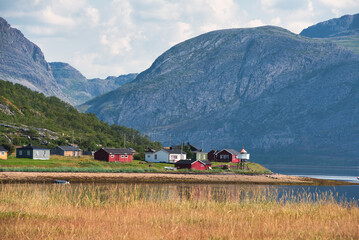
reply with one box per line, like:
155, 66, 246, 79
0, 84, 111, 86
0, 171, 356, 185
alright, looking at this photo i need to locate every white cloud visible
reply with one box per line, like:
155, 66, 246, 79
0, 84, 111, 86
318, 0, 359, 8
26, 26, 55, 35
271, 17, 281, 25
247, 19, 265, 28
86, 7, 99, 25
2, 0, 359, 78
308, 0, 314, 12
41, 6, 75, 26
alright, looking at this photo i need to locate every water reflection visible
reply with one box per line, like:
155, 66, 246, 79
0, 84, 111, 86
70, 183, 359, 204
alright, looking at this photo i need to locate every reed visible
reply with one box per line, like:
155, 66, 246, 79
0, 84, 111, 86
0, 183, 358, 239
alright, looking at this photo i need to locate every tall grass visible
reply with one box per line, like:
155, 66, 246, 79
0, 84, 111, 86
0, 184, 358, 239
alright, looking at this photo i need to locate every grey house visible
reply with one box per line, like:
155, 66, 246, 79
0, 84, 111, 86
51, 146, 82, 157
188, 143, 208, 161
16, 144, 50, 160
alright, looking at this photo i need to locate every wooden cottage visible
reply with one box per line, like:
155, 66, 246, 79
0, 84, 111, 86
94, 148, 133, 162
207, 150, 219, 161
215, 149, 240, 162
51, 146, 82, 157
188, 143, 208, 161
145, 148, 186, 163
175, 160, 212, 170
16, 144, 50, 160
0, 146, 8, 160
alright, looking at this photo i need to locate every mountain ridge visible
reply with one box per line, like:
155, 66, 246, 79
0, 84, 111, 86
81, 25, 359, 165
300, 13, 359, 38
0, 17, 136, 105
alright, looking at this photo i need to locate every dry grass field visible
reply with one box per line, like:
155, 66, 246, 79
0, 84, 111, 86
0, 184, 358, 239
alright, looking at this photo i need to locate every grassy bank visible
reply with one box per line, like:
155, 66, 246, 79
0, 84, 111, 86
0, 155, 271, 174
0, 184, 358, 239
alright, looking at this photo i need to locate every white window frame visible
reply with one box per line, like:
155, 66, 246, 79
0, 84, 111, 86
111, 154, 114, 158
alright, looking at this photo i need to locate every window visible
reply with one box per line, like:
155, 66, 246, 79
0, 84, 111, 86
155, 154, 157, 160
19, 150, 22, 156
36, 151, 39, 156
27, 150, 30, 156
220, 155, 229, 160
0, 151, 3, 156
121, 155, 124, 158
125, 155, 128, 158
111, 155, 114, 158
201, 164, 204, 167
43, 151, 46, 157
147, 155, 150, 158
172, 155, 178, 159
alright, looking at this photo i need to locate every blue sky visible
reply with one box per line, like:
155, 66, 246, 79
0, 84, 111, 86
0, 0, 358, 78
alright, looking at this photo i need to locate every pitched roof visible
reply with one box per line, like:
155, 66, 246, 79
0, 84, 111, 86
101, 148, 133, 155
163, 148, 185, 154
18, 144, 49, 150
175, 159, 211, 165
57, 146, 81, 151
188, 143, 202, 152
175, 160, 196, 165
0, 146, 8, 152
220, 149, 239, 155
240, 148, 247, 154
145, 148, 156, 153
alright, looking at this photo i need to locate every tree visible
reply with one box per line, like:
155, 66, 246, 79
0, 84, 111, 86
1, 142, 15, 155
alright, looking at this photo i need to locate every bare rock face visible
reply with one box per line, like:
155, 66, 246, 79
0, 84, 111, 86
0, 17, 137, 105
49, 62, 137, 105
300, 13, 359, 38
0, 17, 67, 101
82, 26, 359, 165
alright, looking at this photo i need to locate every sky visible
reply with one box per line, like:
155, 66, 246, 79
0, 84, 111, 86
0, 0, 358, 79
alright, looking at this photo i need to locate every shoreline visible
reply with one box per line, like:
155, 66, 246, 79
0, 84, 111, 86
0, 171, 357, 185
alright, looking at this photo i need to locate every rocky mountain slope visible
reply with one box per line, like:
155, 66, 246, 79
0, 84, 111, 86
50, 62, 137, 105
300, 13, 359, 54
0, 17, 67, 101
0, 17, 136, 105
81, 26, 359, 165
300, 13, 359, 38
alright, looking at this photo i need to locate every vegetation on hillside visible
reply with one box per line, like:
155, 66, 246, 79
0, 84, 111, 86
0, 80, 161, 154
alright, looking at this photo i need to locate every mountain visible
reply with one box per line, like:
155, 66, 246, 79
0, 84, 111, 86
300, 13, 359, 38
300, 13, 359, 54
50, 62, 137, 105
0, 17, 67, 101
0, 79, 161, 153
81, 26, 359, 166
0, 17, 136, 105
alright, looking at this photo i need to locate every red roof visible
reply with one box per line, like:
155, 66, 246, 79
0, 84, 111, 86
240, 148, 247, 154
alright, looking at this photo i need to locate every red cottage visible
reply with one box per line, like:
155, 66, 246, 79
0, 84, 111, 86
207, 150, 219, 161
94, 148, 133, 162
175, 160, 212, 170
215, 149, 240, 162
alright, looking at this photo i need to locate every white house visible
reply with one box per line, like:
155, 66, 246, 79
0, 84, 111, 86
145, 148, 187, 163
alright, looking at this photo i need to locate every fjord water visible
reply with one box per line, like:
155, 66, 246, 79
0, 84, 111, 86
263, 164, 359, 201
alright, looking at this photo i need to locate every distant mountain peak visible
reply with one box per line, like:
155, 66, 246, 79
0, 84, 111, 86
81, 25, 359, 165
300, 13, 359, 38
0, 16, 137, 106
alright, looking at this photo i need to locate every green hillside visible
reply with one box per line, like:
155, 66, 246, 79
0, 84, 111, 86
0, 79, 161, 154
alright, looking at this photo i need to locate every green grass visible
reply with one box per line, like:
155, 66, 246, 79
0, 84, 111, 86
0, 155, 271, 174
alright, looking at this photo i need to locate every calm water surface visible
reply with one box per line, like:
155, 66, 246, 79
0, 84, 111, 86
263, 164, 359, 202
